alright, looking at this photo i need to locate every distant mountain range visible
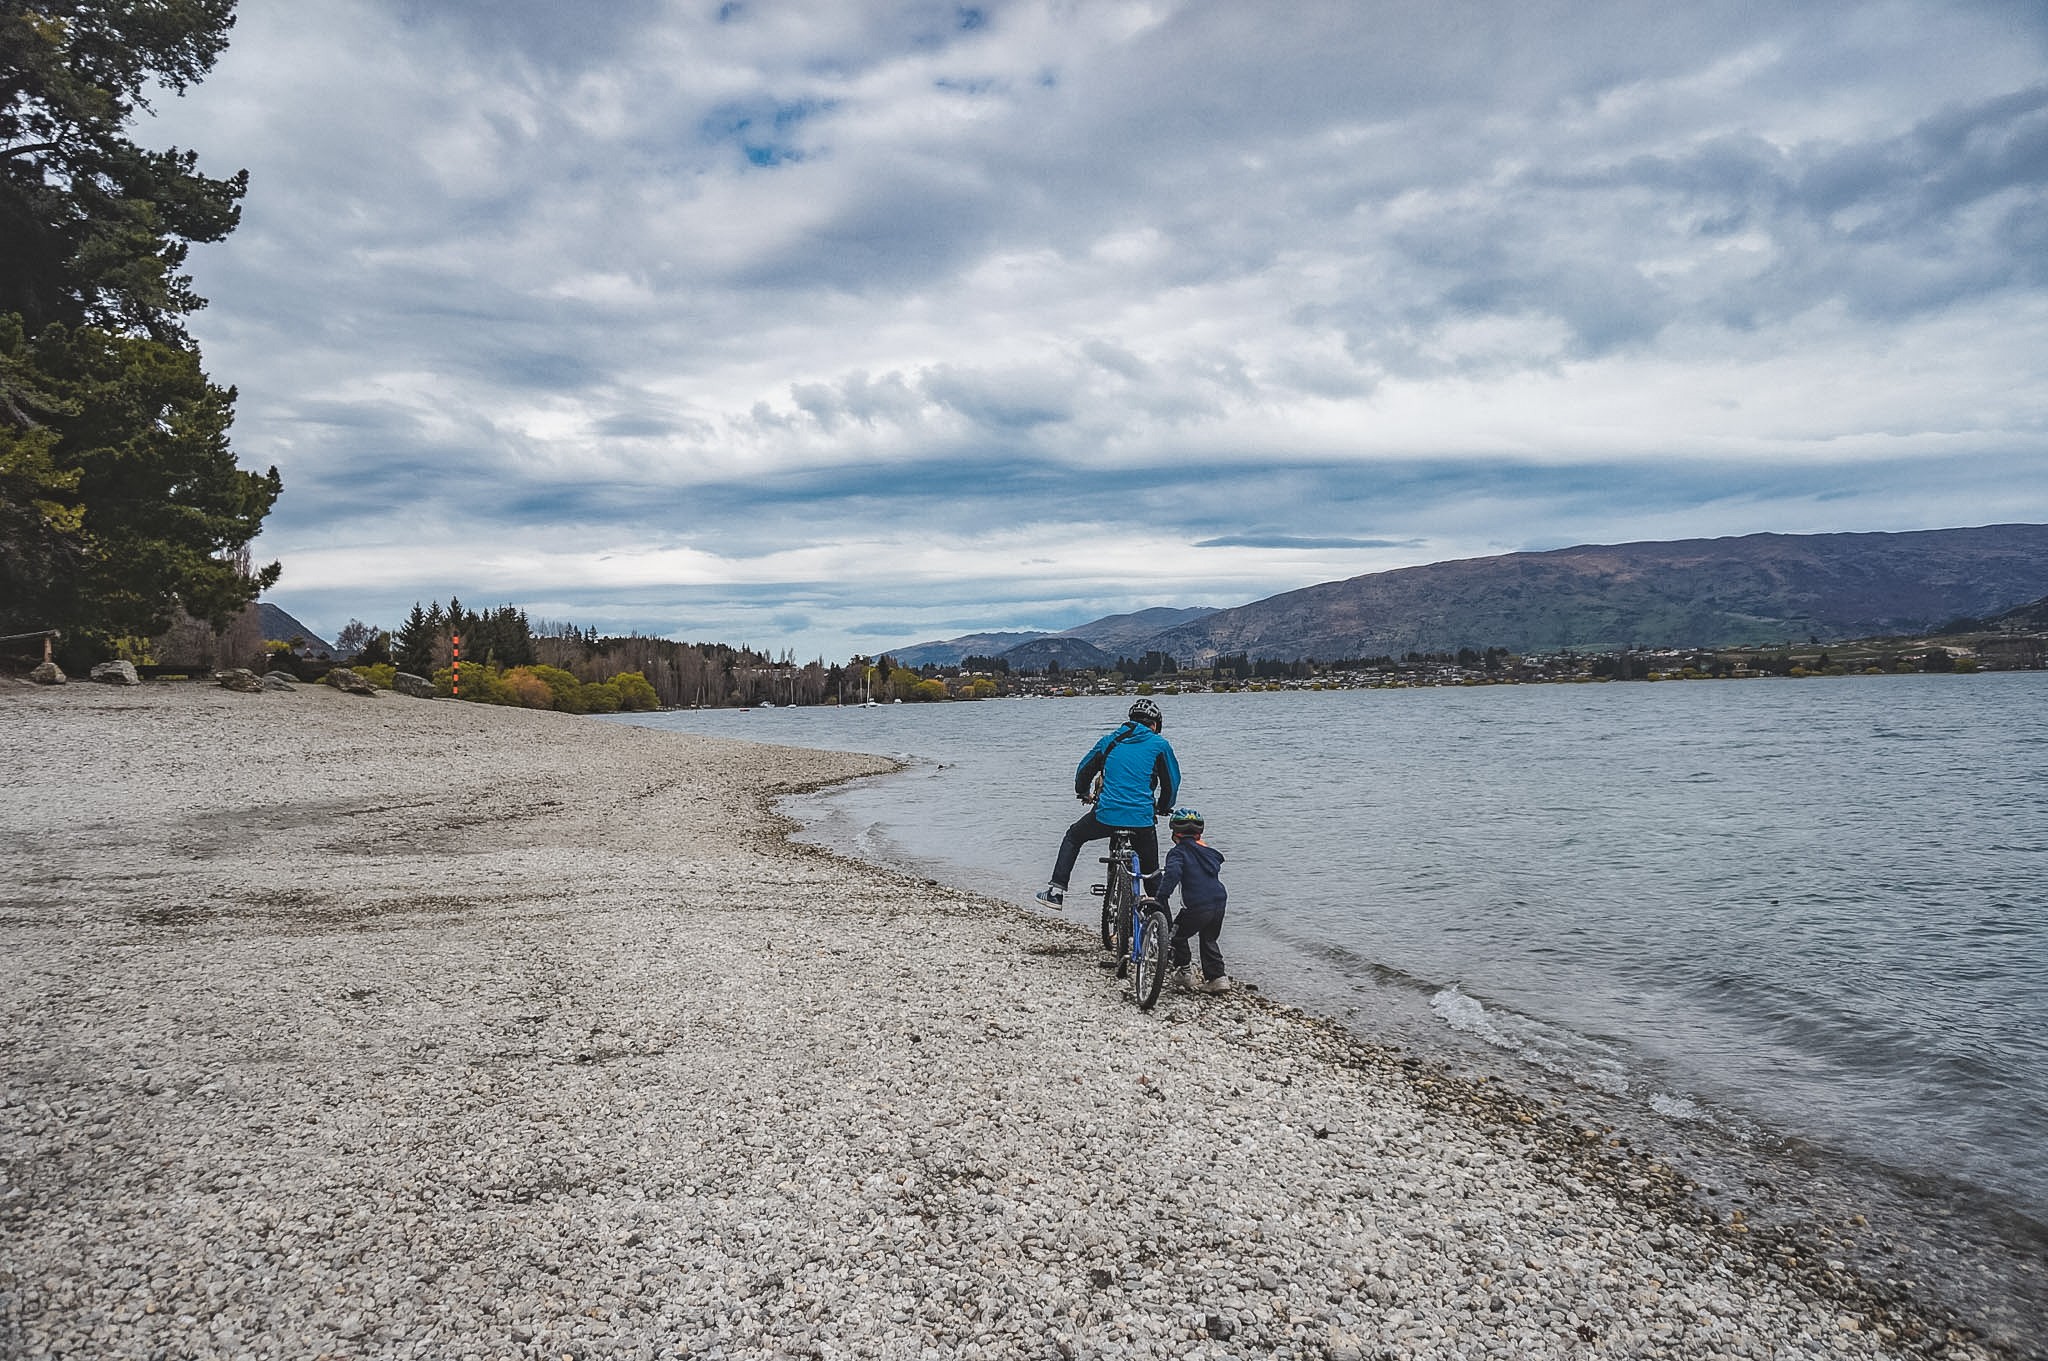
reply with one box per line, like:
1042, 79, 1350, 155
892, 525, 2048, 668
1064, 607, 1221, 655
256, 603, 333, 654
1150, 524, 2048, 660
885, 606, 1217, 668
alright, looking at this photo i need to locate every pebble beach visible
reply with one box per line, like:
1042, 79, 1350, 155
0, 679, 2012, 1360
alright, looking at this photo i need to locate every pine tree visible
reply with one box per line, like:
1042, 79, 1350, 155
1, 2, 281, 652
394, 601, 435, 675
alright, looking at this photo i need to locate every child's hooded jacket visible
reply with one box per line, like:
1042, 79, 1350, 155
1157, 838, 1225, 911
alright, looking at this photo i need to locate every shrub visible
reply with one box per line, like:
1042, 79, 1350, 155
528, 664, 587, 712
580, 681, 622, 713
433, 664, 511, 703
609, 671, 658, 710
503, 670, 555, 708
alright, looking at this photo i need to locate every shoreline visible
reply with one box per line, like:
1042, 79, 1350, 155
0, 678, 2023, 1359
779, 757, 2048, 1361
772, 732, 2048, 1358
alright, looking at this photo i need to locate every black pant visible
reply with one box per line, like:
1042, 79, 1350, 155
1170, 902, 1227, 980
1050, 812, 1159, 896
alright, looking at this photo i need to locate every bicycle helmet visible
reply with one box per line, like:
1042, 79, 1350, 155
1168, 806, 1204, 835
1128, 697, 1163, 730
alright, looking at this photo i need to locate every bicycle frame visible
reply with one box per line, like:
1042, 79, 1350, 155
1097, 830, 1141, 950
1120, 836, 1148, 967
1098, 829, 1169, 1007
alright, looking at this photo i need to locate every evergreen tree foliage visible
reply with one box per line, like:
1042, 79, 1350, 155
1, 1, 279, 653
393, 601, 435, 674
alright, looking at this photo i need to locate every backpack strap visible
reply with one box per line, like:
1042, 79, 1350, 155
1076, 722, 1144, 799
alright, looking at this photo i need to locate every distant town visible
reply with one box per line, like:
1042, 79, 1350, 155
866, 632, 2043, 704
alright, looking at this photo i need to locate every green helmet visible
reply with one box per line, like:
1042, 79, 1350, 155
1168, 806, 1204, 835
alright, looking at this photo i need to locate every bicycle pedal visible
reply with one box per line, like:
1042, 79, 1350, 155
1090, 884, 1106, 896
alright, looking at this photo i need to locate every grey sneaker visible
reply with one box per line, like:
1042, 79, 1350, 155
1200, 975, 1233, 994
1175, 967, 1200, 991
1035, 885, 1065, 909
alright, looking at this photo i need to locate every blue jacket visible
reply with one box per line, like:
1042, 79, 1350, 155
1074, 721, 1180, 829
1157, 838, 1226, 912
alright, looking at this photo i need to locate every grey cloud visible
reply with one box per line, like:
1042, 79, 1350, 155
393, 0, 669, 67
474, 346, 604, 394
920, 364, 1071, 431
593, 413, 680, 439
1081, 340, 1147, 380
791, 370, 926, 431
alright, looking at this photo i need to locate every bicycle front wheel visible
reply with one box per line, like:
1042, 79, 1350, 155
1133, 908, 1170, 1009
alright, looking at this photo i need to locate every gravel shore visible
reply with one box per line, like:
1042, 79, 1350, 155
0, 679, 2007, 1360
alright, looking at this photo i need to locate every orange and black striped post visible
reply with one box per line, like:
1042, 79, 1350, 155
452, 633, 461, 698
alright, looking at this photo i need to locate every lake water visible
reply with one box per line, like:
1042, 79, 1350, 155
604, 674, 2047, 1333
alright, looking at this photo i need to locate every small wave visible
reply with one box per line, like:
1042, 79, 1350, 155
1431, 986, 1631, 1095
1431, 985, 1517, 1049
1649, 1092, 1710, 1122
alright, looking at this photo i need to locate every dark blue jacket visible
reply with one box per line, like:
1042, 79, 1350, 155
1156, 838, 1226, 912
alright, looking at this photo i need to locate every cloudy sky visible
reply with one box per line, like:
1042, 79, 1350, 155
145, 0, 2048, 659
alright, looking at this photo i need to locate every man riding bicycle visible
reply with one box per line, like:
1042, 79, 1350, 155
1036, 697, 1180, 911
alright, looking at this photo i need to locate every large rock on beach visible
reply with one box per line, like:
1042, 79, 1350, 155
89, 659, 141, 685
262, 670, 297, 692
326, 666, 378, 696
393, 670, 435, 699
212, 667, 263, 692
29, 660, 64, 684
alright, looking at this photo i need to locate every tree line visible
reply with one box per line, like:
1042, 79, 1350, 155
328, 600, 842, 710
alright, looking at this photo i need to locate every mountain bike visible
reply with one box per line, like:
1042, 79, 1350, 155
1093, 829, 1171, 1010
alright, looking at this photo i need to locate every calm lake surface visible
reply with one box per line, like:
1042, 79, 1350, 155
606, 674, 2047, 1305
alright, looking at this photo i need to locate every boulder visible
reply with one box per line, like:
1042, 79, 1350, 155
90, 660, 141, 686
213, 668, 264, 693
29, 661, 65, 685
393, 671, 436, 699
327, 667, 378, 696
262, 671, 297, 692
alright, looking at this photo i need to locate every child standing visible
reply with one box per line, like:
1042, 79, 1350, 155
1152, 806, 1230, 994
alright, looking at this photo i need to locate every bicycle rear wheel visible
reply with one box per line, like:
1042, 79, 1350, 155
1111, 876, 1135, 979
1133, 907, 1170, 1010
1098, 873, 1117, 950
